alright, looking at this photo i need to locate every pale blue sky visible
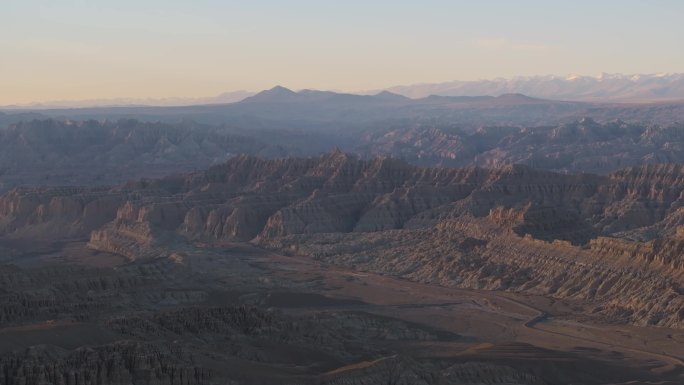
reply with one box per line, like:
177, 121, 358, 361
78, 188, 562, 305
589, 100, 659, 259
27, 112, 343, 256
2, 0, 683, 103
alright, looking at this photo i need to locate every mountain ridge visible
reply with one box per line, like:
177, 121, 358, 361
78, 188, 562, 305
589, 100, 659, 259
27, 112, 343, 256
380, 73, 684, 102
1, 152, 683, 330
8, 73, 684, 109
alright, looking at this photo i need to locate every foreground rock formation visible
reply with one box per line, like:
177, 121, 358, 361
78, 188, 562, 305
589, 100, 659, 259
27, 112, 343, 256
1, 152, 684, 384
0, 152, 682, 330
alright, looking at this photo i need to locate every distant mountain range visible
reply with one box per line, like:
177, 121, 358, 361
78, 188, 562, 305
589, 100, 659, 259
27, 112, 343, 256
6, 73, 684, 109
381, 73, 684, 102
5, 86, 598, 129
5, 90, 255, 109
5, 85, 684, 133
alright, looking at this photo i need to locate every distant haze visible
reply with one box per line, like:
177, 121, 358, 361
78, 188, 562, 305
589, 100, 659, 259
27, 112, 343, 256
8, 73, 684, 108
3, 1, 684, 105
381, 73, 684, 102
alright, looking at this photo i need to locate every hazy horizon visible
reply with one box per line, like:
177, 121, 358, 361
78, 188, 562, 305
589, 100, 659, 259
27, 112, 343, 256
5, 72, 684, 107
3, 0, 684, 105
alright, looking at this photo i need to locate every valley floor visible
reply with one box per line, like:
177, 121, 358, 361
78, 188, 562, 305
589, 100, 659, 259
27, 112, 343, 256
230, 242, 684, 373
1, 239, 683, 384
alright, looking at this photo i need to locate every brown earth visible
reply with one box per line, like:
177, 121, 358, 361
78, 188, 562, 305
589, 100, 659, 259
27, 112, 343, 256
1, 152, 683, 384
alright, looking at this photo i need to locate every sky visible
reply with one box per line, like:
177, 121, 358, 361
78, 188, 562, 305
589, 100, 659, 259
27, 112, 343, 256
1, 0, 684, 105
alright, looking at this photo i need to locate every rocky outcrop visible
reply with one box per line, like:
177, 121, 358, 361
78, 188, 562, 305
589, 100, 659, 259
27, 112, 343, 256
0, 118, 290, 191
0, 256, 197, 327
0, 187, 130, 238
355, 120, 684, 175
256, 212, 684, 328
0, 342, 211, 385
589, 229, 684, 271
4, 153, 684, 329
6, 115, 684, 195
1, 153, 682, 255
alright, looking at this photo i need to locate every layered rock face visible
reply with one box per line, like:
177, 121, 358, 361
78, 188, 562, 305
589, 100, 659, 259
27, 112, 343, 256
0, 118, 290, 191
0, 187, 132, 238
259, 216, 684, 328
83, 153, 616, 254
4, 117, 684, 195
2, 153, 684, 329
0, 153, 676, 246
355, 119, 684, 174
5, 117, 684, 194
2, 152, 684, 384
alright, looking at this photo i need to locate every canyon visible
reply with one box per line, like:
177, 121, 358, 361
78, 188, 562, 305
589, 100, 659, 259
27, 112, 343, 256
0, 151, 683, 384
3, 115, 684, 191
3, 86, 684, 384
5, 1, 683, 383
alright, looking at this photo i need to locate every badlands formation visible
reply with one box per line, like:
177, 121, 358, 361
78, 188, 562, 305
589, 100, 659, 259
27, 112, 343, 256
0, 151, 682, 384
